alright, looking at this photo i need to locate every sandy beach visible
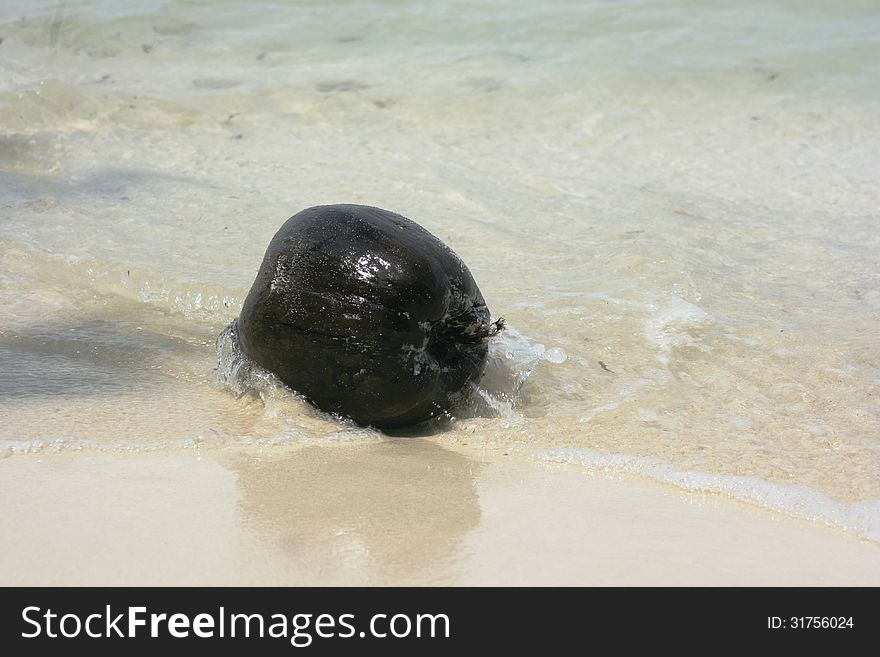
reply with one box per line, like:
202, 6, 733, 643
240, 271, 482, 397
2, 442, 879, 586
2, 1, 879, 587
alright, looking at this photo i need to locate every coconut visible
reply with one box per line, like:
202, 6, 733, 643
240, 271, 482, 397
234, 204, 502, 428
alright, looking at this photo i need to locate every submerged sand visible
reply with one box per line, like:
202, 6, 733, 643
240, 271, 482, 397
2, 441, 878, 586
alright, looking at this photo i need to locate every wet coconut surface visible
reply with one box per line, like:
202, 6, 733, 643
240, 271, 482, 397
235, 205, 502, 428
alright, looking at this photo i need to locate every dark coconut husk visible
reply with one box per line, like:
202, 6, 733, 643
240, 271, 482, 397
236, 204, 503, 428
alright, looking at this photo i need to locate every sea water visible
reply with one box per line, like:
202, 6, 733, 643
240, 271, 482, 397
1, 0, 879, 539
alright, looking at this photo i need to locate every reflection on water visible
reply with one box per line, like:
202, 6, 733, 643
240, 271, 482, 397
230, 440, 480, 583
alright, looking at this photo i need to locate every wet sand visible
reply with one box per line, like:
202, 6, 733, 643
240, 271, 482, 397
2, 441, 878, 586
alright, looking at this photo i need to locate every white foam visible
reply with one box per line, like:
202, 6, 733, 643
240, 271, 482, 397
0, 434, 220, 458
463, 323, 569, 421
544, 347, 568, 364
532, 448, 880, 542
214, 319, 285, 398
643, 295, 712, 364
0, 424, 383, 459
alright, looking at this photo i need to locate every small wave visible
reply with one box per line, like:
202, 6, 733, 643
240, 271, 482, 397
0, 236, 244, 324
532, 447, 880, 542
0, 434, 220, 459
463, 324, 568, 421
0, 425, 384, 459
215, 319, 274, 398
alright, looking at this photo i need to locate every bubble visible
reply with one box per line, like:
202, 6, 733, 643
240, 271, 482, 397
544, 347, 567, 364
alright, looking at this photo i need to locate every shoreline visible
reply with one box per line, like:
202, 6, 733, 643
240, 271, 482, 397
2, 440, 878, 586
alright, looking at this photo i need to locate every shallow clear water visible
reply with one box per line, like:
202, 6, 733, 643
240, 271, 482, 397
1, 1, 879, 538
